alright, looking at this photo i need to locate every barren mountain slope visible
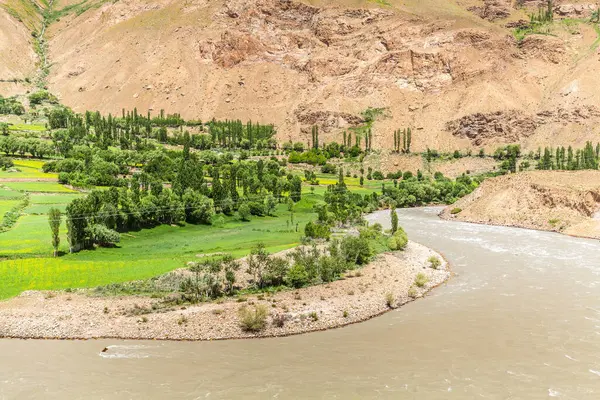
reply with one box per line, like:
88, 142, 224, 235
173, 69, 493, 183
3, 0, 600, 151
441, 170, 600, 239
0, 0, 39, 96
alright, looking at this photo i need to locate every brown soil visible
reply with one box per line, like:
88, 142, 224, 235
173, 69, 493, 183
0, 241, 450, 340
440, 170, 600, 239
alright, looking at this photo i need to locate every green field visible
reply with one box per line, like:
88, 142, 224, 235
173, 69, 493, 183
0, 187, 24, 199
8, 123, 46, 132
0, 196, 321, 299
0, 199, 20, 218
2, 181, 77, 193
0, 159, 58, 180
0, 165, 388, 300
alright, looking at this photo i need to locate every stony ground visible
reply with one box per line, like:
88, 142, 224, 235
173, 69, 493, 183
0, 241, 449, 340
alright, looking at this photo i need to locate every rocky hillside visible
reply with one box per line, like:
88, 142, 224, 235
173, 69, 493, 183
2, 0, 600, 151
440, 170, 600, 239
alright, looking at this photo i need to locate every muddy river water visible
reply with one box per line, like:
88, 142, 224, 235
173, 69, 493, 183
1, 207, 599, 399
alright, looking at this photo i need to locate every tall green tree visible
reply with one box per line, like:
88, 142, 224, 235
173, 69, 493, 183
48, 208, 62, 257
390, 207, 398, 234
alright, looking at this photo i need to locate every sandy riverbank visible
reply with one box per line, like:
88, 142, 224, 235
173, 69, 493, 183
0, 241, 449, 341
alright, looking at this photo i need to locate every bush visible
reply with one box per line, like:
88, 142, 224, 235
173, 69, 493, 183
28, 90, 57, 106
387, 227, 408, 251
238, 203, 251, 221
0, 156, 13, 170
414, 272, 429, 288
372, 171, 384, 180
238, 305, 269, 332
385, 293, 395, 308
450, 207, 462, 215
86, 224, 120, 247
428, 256, 441, 269
340, 234, 372, 265
321, 163, 336, 174
304, 221, 331, 239
285, 264, 309, 288
408, 287, 418, 298
247, 201, 265, 216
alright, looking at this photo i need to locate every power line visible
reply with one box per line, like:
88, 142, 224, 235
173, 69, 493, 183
3, 185, 379, 226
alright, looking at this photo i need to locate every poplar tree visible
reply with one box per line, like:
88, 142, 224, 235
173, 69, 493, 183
48, 208, 62, 257
390, 207, 398, 234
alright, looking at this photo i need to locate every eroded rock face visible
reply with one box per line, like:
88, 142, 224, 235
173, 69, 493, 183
446, 110, 537, 146
294, 107, 364, 133
446, 106, 600, 145
469, 0, 512, 21
519, 35, 566, 64
197, 0, 509, 93
554, 3, 598, 18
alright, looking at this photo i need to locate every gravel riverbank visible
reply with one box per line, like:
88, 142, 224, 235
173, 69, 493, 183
0, 241, 449, 341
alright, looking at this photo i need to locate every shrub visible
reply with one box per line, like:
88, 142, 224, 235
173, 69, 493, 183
343, 310, 349, 318
387, 227, 408, 251
340, 234, 372, 265
304, 221, 331, 239
247, 201, 265, 216
372, 171, 384, 180
450, 207, 462, 215
0, 156, 14, 170
238, 203, 251, 221
428, 256, 441, 269
414, 272, 429, 288
408, 286, 417, 298
321, 163, 336, 174
308, 311, 319, 321
86, 224, 120, 247
238, 305, 269, 332
285, 264, 309, 288
385, 293, 395, 308
28, 90, 57, 106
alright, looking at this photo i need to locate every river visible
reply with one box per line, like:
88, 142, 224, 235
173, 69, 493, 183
1, 207, 599, 399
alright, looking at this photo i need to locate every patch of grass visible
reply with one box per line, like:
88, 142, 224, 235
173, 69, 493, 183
369, 0, 391, 6
408, 286, 418, 298
385, 292, 395, 308
28, 193, 81, 204
414, 272, 429, 288
450, 207, 462, 215
238, 304, 268, 332
0, 187, 24, 199
8, 124, 46, 132
2, 181, 76, 193
548, 218, 560, 227
428, 256, 441, 269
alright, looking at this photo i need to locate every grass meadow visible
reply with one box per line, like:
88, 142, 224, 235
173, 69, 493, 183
0, 164, 384, 300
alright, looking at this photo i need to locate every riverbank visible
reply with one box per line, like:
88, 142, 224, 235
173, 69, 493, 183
439, 171, 600, 240
0, 241, 449, 341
